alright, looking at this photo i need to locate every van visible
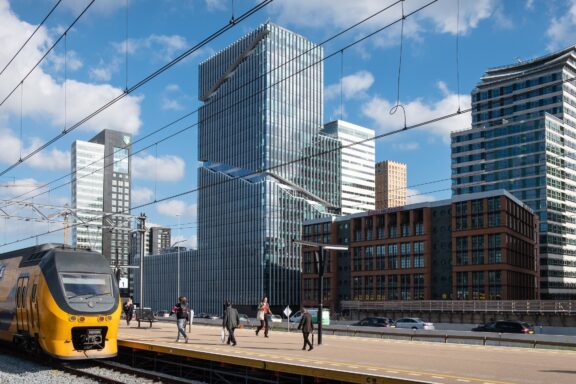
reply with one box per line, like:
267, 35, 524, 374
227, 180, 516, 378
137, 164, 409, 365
289, 308, 330, 325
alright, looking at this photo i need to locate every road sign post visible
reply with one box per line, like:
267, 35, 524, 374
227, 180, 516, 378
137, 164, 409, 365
284, 306, 292, 332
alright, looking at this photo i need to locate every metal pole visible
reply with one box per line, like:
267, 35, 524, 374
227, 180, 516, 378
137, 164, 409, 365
177, 214, 180, 296
317, 247, 324, 345
138, 213, 146, 325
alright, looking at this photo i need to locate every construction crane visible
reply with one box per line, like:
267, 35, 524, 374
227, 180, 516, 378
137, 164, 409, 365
47, 205, 71, 245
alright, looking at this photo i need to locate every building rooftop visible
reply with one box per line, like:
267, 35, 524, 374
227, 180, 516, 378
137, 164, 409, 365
303, 189, 532, 225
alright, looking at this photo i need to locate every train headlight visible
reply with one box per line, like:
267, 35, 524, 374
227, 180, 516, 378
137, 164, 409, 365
79, 316, 85, 322
68, 316, 77, 322
98, 316, 105, 322
106, 315, 112, 321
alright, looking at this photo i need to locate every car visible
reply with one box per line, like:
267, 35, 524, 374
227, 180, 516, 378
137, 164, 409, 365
268, 314, 282, 323
472, 320, 534, 334
155, 310, 170, 318
394, 318, 435, 330
352, 317, 395, 327
194, 312, 211, 319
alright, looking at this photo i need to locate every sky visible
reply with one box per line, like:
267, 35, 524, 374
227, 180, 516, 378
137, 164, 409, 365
0, 0, 574, 252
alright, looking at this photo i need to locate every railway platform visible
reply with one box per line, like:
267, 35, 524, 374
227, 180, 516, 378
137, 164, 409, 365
117, 322, 576, 384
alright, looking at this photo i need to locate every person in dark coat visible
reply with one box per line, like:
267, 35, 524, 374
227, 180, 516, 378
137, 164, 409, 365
222, 300, 240, 346
297, 308, 314, 351
171, 296, 189, 343
123, 297, 134, 326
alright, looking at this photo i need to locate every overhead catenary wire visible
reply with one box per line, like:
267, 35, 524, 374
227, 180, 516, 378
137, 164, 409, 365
0, 0, 408, 210
0, 0, 274, 178
0, 0, 63, 79
5, 0, 545, 247
0, 104, 469, 249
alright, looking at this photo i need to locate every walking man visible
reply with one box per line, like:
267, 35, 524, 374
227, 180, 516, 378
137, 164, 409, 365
298, 308, 314, 351
222, 300, 240, 346
171, 296, 189, 343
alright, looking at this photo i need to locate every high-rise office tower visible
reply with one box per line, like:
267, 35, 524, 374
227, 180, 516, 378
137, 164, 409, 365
322, 120, 375, 215
71, 130, 132, 267
195, 23, 341, 313
375, 160, 407, 209
451, 46, 576, 299
129, 223, 172, 257
71, 141, 105, 253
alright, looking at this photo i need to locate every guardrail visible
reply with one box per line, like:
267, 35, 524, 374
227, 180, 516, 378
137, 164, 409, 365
341, 300, 575, 314
321, 325, 576, 350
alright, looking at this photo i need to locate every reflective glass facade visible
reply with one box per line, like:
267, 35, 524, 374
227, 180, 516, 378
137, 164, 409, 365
452, 47, 576, 298
195, 23, 341, 313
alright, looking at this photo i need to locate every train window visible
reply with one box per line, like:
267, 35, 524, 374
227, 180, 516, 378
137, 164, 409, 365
16, 286, 21, 308
21, 287, 27, 308
60, 273, 112, 299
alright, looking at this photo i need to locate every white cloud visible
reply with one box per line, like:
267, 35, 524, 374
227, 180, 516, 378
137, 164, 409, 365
205, 0, 227, 11
406, 188, 436, 204
0, 0, 143, 135
393, 142, 420, 151
155, 200, 197, 219
113, 34, 188, 60
171, 233, 197, 249
165, 84, 181, 92
161, 97, 185, 111
325, 70, 375, 100
132, 154, 186, 182
362, 81, 471, 143
46, 50, 83, 72
525, 0, 535, 11
546, 0, 576, 51
132, 187, 154, 205
0, 129, 69, 170
269, 0, 497, 42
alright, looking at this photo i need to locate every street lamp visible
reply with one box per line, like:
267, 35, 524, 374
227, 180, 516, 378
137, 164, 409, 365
171, 239, 186, 295
292, 239, 348, 345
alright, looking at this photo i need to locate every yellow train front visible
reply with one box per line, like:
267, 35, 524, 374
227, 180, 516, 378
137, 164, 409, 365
0, 244, 121, 359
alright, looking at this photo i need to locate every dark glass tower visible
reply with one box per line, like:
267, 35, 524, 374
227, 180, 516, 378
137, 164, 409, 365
194, 23, 341, 313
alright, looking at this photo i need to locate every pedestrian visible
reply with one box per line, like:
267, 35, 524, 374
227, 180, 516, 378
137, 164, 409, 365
171, 296, 189, 343
297, 307, 314, 351
123, 297, 134, 326
255, 296, 272, 337
222, 300, 240, 346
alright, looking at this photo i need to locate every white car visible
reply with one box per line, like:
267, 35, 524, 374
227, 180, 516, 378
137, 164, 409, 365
394, 318, 435, 330
268, 314, 282, 323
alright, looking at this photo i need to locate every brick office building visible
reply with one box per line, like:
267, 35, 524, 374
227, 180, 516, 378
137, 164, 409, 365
301, 190, 539, 312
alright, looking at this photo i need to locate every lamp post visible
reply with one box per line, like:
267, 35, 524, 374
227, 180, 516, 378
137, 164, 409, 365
137, 213, 146, 324
171, 239, 186, 295
292, 239, 348, 345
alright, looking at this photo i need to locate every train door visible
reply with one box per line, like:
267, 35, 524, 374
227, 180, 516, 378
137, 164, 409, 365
16, 276, 30, 334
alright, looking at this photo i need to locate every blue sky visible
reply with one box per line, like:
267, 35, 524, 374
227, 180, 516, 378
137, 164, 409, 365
0, 0, 574, 251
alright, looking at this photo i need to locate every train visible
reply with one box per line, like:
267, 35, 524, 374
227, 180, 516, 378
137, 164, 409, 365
0, 243, 121, 359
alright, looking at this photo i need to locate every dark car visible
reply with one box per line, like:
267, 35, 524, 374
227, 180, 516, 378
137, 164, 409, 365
194, 312, 211, 319
352, 317, 395, 327
472, 320, 534, 334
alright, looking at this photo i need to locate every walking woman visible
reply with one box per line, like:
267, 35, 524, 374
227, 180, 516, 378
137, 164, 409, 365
171, 296, 189, 343
123, 297, 134, 326
255, 296, 272, 337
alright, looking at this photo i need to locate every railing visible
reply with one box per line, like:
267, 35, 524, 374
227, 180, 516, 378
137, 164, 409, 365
321, 326, 576, 350
341, 300, 575, 314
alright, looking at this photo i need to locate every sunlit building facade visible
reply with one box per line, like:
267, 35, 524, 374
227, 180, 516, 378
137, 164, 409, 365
452, 46, 576, 299
196, 23, 341, 314
323, 120, 375, 215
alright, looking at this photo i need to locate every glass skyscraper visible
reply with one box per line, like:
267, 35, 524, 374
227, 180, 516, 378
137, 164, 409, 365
194, 23, 341, 313
451, 46, 576, 299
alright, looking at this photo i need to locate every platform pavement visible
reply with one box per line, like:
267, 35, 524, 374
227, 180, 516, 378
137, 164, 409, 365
118, 321, 576, 384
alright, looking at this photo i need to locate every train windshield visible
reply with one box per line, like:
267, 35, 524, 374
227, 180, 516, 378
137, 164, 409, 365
60, 273, 112, 298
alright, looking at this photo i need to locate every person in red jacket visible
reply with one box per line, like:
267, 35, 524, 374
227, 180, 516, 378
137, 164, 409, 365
255, 296, 272, 337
